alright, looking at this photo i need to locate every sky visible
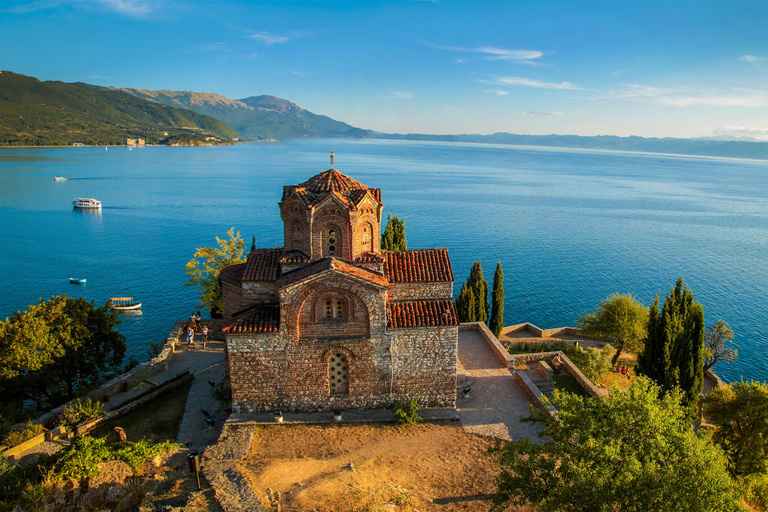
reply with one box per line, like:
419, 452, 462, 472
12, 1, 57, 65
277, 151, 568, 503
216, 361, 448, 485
1, 0, 767, 140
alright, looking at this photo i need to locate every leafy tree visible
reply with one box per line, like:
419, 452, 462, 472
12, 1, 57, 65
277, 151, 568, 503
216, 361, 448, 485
467, 261, 489, 323
456, 282, 476, 322
491, 376, 741, 512
705, 380, 768, 476
576, 293, 648, 365
637, 277, 705, 415
704, 319, 738, 372
489, 261, 504, 337
0, 295, 126, 417
185, 227, 246, 316
381, 213, 407, 250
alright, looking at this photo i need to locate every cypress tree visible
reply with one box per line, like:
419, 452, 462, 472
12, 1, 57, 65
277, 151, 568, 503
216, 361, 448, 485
468, 261, 489, 323
381, 214, 407, 250
637, 278, 704, 414
490, 261, 504, 338
457, 282, 476, 322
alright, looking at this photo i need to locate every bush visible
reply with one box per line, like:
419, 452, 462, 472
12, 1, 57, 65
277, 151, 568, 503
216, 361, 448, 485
737, 473, 768, 511
392, 398, 422, 425
508, 340, 583, 355
583, 346, 614, 381
56, 398, 103, 427
1, 421, 44, 448
213, 379, 232, 411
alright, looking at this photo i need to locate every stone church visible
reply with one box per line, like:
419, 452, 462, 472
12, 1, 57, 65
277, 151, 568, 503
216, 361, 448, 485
220, 159, 459, 413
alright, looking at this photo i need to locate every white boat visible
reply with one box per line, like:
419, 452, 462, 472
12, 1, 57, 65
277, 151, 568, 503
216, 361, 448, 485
54, 176, 67, 181
109, 297, 142, 310
73, 198, 101, 209
69, 278, 86, 284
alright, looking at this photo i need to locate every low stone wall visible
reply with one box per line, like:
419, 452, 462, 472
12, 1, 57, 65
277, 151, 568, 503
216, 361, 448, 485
459, 322, 514, 368
510, 351, 606, 399
503, 323, 615, 344
705, 368, 726, 389
515, 371, 557, 418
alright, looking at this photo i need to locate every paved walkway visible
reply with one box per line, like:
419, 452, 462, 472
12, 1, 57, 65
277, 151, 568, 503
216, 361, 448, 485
456, 329, 543, 442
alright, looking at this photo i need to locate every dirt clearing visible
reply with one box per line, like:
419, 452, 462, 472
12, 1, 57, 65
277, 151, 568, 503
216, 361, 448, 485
241, 421, 527, 512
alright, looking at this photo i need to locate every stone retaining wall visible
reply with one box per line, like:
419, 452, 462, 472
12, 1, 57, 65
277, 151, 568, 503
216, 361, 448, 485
515, 371, 557, 418
459, 322, 514, 368
511, 351, 606, 399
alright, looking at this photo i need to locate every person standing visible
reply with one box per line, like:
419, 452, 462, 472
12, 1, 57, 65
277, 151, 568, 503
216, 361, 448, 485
202, 324, 208, 349
195, 311, 202, 332
186, 325, 195, 350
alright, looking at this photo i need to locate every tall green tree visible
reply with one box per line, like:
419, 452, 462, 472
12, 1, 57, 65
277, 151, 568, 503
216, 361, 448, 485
456, 282, 476, 322
705, 380, 768, 476
704, 319, 738, 372
491, 377, 741, 512
185, 227, 246, 316
489, 261, 504, 338
381, 213, 407, 250
637, 277, 705, 414
576, 293, 648, 365
0, 295, 126, 418
467, 261, 489, 323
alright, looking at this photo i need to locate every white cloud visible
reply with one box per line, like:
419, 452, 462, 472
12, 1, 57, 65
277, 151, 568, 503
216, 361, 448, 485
386, 91, 412, 99
661, 95, 765, 107
519, 111, 563, 116
99, 0, 153, 16
496, 77, 580, 90
596, 84, 767, 107
425, 43, 544, 63
739, 55, 760, 64
187, 42, 230, 53
285, 69, 315, 76
455, 59, 465, 64
485, 89, 508, 95
248, 31, 312, 45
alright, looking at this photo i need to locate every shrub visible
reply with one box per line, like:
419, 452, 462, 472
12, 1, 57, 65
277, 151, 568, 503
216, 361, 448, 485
1, 421, 44, 448
392, 398, 422, 425
56, 398, 103, 427
583, 346, 614, 381
213, 380, 232, 411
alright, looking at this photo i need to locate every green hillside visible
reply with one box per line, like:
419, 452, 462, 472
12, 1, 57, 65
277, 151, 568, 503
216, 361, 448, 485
0, 71, 239, 146
121, 88, 366, 141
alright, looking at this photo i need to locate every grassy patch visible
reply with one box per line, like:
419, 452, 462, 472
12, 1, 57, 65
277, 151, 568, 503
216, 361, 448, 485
553, 372, 590, 398
91, 379, 192, 443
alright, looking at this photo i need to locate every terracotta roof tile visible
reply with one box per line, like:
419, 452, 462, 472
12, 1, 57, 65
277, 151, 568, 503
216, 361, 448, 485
281, 169, 382, 210
280, 250, 309, 265
277, 257, 389, 288
388, 300, 459, 328
222, 305, 280, 334
242, 248, 282, 281
384, 249, 454, 283
219, 262, 245, 286
355, 252, 385, 263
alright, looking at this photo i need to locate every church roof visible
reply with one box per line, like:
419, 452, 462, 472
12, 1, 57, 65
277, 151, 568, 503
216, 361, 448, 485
277, 257, 389, 288
388, 300, 459, 328
281, 169, 382, 208
222, 304, 280, 334
384, 249, 454, 283
242, 248, 282, 281
355, 252, 386, 264
219, 262, 246, 286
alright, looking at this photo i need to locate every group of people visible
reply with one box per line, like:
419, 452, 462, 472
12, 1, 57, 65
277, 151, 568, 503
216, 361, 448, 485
186, 310, 208, 351
616, 364, 632, 379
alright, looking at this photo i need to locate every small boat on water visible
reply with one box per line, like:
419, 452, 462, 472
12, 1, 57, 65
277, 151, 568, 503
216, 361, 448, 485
54, 176, 68, 181
109, 297, 142, 310
69, 278, 86, 284
73, 198, 101, 209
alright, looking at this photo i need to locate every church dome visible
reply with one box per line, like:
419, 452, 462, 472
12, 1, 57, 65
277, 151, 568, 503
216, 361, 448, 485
298, 169, 368, 194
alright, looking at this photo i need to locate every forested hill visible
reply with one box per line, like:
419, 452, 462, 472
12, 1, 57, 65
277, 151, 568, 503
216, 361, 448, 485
0, 71, 239, 146
120, 89, 367, 141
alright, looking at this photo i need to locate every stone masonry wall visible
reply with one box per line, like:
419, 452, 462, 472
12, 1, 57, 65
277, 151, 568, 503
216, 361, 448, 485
388, 282, 453, 301
222, 282, 243, 320
390, 325, 458, 407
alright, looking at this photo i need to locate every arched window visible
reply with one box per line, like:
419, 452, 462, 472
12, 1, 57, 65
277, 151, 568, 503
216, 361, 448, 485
323, 226, 341, 257
329, 352, 349, 394
324, 299, 344, 320
360, 222, 373, 252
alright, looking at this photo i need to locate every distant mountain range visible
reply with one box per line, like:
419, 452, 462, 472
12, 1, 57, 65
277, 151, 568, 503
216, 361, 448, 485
0, 71, 238, 146
2, 71, 767, 160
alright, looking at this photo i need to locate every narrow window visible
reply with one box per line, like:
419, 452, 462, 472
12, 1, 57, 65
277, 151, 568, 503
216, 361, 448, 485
325, 300, 332, 318
335, 300, 344, 319
329, 352, 349, 394
328, 229, 337, 255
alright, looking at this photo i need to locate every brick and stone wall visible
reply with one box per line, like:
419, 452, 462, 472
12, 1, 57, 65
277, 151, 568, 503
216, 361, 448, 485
388, 282, 453, 301
222, 282, 243, 319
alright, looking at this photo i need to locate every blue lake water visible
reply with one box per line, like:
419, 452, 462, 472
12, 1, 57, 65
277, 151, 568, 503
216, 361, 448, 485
1, 139, 767, 383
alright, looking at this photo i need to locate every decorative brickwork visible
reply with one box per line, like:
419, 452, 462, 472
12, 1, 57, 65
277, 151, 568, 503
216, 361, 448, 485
222, 164, 458, 413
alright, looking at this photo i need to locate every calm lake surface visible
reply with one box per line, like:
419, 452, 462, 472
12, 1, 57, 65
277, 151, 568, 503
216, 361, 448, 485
1, 139, 767, 383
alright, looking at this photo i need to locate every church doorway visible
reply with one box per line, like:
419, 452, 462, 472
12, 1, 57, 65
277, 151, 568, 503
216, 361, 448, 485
329, 352, 349, 394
